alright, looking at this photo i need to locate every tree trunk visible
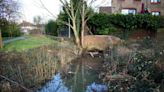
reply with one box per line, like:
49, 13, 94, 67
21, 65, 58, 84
75, 36, 80, 48
81, 2, 85, 49
81, 21, 85, 48
0, 30, 3, 48
72, 19, 81, 48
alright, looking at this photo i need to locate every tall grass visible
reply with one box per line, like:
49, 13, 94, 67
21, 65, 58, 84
0, 45, 58, 91
0, 37, 79, 92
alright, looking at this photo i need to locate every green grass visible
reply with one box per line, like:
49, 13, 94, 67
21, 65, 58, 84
3, 35, 56, 51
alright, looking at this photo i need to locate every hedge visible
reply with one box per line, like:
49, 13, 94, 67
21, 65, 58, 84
88, 13, 163, 35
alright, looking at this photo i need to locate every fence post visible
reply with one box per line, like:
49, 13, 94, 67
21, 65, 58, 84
0, 29, 3, 48
68, 18, 71, 38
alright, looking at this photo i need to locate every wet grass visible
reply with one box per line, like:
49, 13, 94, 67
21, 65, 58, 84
3, 35, 56, 52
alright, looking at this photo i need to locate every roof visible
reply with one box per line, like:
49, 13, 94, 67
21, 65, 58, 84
19, 21, 35, 27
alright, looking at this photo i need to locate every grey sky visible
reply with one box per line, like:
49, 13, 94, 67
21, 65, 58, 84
19, 0, 111, 23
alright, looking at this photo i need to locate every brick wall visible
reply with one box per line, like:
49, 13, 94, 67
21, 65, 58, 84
99, 7, 112, 14
112, 0, 142, 13
143, 0, 164, 15
111, 0, 164, 15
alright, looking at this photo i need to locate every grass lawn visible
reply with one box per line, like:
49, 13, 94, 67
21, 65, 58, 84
2, 35, 56, 52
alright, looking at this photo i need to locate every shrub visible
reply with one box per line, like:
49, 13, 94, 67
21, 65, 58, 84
127, 53, 163, 92
45, 20, 58, 36
101, 38, 164, 92
87, 13, 111, 34
88, 14, 162, 35
159, 16, 164, 28
97, 26, 117, 35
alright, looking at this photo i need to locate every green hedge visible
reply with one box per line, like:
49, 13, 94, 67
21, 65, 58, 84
88, 13, 163, 35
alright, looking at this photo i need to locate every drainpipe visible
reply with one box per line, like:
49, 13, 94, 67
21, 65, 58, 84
141, 3, 145, 13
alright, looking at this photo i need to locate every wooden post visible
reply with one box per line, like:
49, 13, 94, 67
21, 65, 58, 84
68, 18, 71, 38
0, 29, 3, 48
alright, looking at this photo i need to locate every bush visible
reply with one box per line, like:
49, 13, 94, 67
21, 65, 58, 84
159, 16, 164, 28
87, 13, 111, 34
97, 26, 117, 35
101, 37, 164, 92
88, 14, 162, 35
127, 53, 163, 92
45, 20, 58, 36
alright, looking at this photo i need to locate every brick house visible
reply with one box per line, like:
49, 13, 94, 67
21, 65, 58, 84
100, 0, 164, 16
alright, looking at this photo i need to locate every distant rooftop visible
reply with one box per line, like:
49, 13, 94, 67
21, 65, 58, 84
19, 21, 35, 27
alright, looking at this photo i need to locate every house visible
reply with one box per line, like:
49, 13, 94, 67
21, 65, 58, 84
142, 0, 164, 15
19, 21, 36, 35
99, 0, 164, 16
19, 21, 45, 35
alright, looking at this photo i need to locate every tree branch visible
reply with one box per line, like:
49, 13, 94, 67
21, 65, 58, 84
0, 75, 32, 92
60, 0, 73, 20
57, 19, 74, 30
39, 0, 56, 18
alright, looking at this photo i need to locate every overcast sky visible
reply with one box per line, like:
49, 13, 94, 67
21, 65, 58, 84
19, 0, 111, 23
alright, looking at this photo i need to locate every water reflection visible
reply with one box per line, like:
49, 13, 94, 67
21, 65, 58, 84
38, 73, 108, 92
38, 73, 70, 92
86, 82, 108, 92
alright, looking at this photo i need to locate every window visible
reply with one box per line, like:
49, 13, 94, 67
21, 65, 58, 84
151, 0, 160, 3
151, 11, 160, 15
121, 9, 136, 15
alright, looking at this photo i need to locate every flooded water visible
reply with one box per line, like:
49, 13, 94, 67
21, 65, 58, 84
37, 29, 164, 92
38, 73, 107, 92
38, 73, 70, 92
38, 55, 108, 92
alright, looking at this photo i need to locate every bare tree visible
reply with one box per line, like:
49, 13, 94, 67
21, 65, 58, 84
37, 0, 108, 49
0, 0, 20, 48
80, 0, 96, 48
59, 0, 81, 47
33, 16, 42, 26
60, 0, 102, 48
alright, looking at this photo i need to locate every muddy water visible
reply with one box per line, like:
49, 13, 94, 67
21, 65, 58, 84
38, 54, 108, 92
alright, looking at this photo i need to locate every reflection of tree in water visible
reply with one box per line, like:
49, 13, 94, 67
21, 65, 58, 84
39, 73, 70, 92
39, 55, 108, 92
